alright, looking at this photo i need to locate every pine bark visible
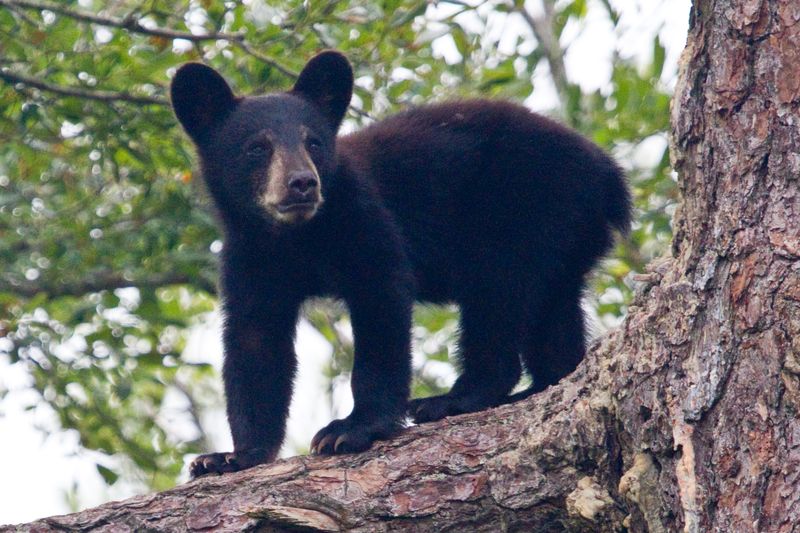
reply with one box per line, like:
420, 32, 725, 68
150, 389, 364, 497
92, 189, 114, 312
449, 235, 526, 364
4, 0, 800, 531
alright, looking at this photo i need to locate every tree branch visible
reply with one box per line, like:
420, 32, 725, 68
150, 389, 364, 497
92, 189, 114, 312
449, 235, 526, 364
0, 0, 315, 108
513, 0, 571, 113
0, 69, 167, 106
0, 345, 629, 531
0, 0, 246, 42
0, 270, 217, 298
233, 40, 298, 79
1, 1, 374, 118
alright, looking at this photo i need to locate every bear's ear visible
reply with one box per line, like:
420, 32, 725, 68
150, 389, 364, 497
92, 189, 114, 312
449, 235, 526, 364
171, 63, 238, 144
291, 51, 353, 131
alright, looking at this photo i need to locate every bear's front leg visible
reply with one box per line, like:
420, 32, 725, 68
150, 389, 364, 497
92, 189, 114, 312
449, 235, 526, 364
190, 299, 300, 478
310, 291, 412, 455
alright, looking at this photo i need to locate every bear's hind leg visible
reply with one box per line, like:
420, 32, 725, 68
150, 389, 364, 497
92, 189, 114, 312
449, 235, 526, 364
521, 285, 586, 394
409, 297, 523, 423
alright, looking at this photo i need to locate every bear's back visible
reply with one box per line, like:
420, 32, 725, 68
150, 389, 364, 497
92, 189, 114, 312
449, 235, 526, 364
335, 100, 629, 303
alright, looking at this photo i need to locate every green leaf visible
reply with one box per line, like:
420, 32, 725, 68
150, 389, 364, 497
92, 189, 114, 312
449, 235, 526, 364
96, 464, 119, 485
651, 35, 666, 80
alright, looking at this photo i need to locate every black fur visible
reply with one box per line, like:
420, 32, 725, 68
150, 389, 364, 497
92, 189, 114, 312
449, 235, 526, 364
170, 51, 631, 477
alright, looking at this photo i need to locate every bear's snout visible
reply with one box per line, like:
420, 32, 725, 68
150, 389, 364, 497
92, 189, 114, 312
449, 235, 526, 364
287, 170, 319, 198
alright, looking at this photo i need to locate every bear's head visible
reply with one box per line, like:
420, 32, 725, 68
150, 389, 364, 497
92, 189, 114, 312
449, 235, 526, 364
170, 51, 353, 226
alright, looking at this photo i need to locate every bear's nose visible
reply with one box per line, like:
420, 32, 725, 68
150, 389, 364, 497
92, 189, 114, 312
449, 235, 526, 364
288, 171, 319, 195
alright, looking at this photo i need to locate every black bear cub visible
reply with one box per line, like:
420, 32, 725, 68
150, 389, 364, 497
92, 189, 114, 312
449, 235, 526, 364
171, 51, 630, 477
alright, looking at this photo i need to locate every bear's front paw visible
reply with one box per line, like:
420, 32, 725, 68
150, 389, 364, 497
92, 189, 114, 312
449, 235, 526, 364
189, 448, 271, 478
310, 415, 402, 456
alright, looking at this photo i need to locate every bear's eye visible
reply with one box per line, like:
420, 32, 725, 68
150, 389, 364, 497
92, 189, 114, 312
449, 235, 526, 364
246, 141, 272, 158
305, 135, 323, 152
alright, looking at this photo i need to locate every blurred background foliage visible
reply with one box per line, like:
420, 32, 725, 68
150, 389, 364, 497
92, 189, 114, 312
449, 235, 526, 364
0, 0, 678, 503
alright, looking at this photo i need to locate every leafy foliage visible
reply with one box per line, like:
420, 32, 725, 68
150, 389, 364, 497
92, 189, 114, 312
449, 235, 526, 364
0, 0, 677, 494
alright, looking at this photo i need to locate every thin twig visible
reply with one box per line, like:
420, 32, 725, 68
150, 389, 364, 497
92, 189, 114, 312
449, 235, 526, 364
173, 379, 212, 452
235, 42, 373, 120
1, 0, 308, 103
0, 69, 167, 105
513, 0, 571, 112
233, 40, 298, 79
0, 0, 246, 42
3, 0, 37, 26
1, 1, 373, 119
0, 270, 217, 298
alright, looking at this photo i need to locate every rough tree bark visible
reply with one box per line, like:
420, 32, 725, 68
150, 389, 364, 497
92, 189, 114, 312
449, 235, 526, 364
4, 0, 800, 531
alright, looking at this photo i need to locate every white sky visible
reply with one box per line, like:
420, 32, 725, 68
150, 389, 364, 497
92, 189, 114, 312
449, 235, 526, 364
0, 0, 691, 525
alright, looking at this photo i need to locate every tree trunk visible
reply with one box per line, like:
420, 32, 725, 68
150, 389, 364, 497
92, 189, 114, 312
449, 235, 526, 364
4, 0, 799, 531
